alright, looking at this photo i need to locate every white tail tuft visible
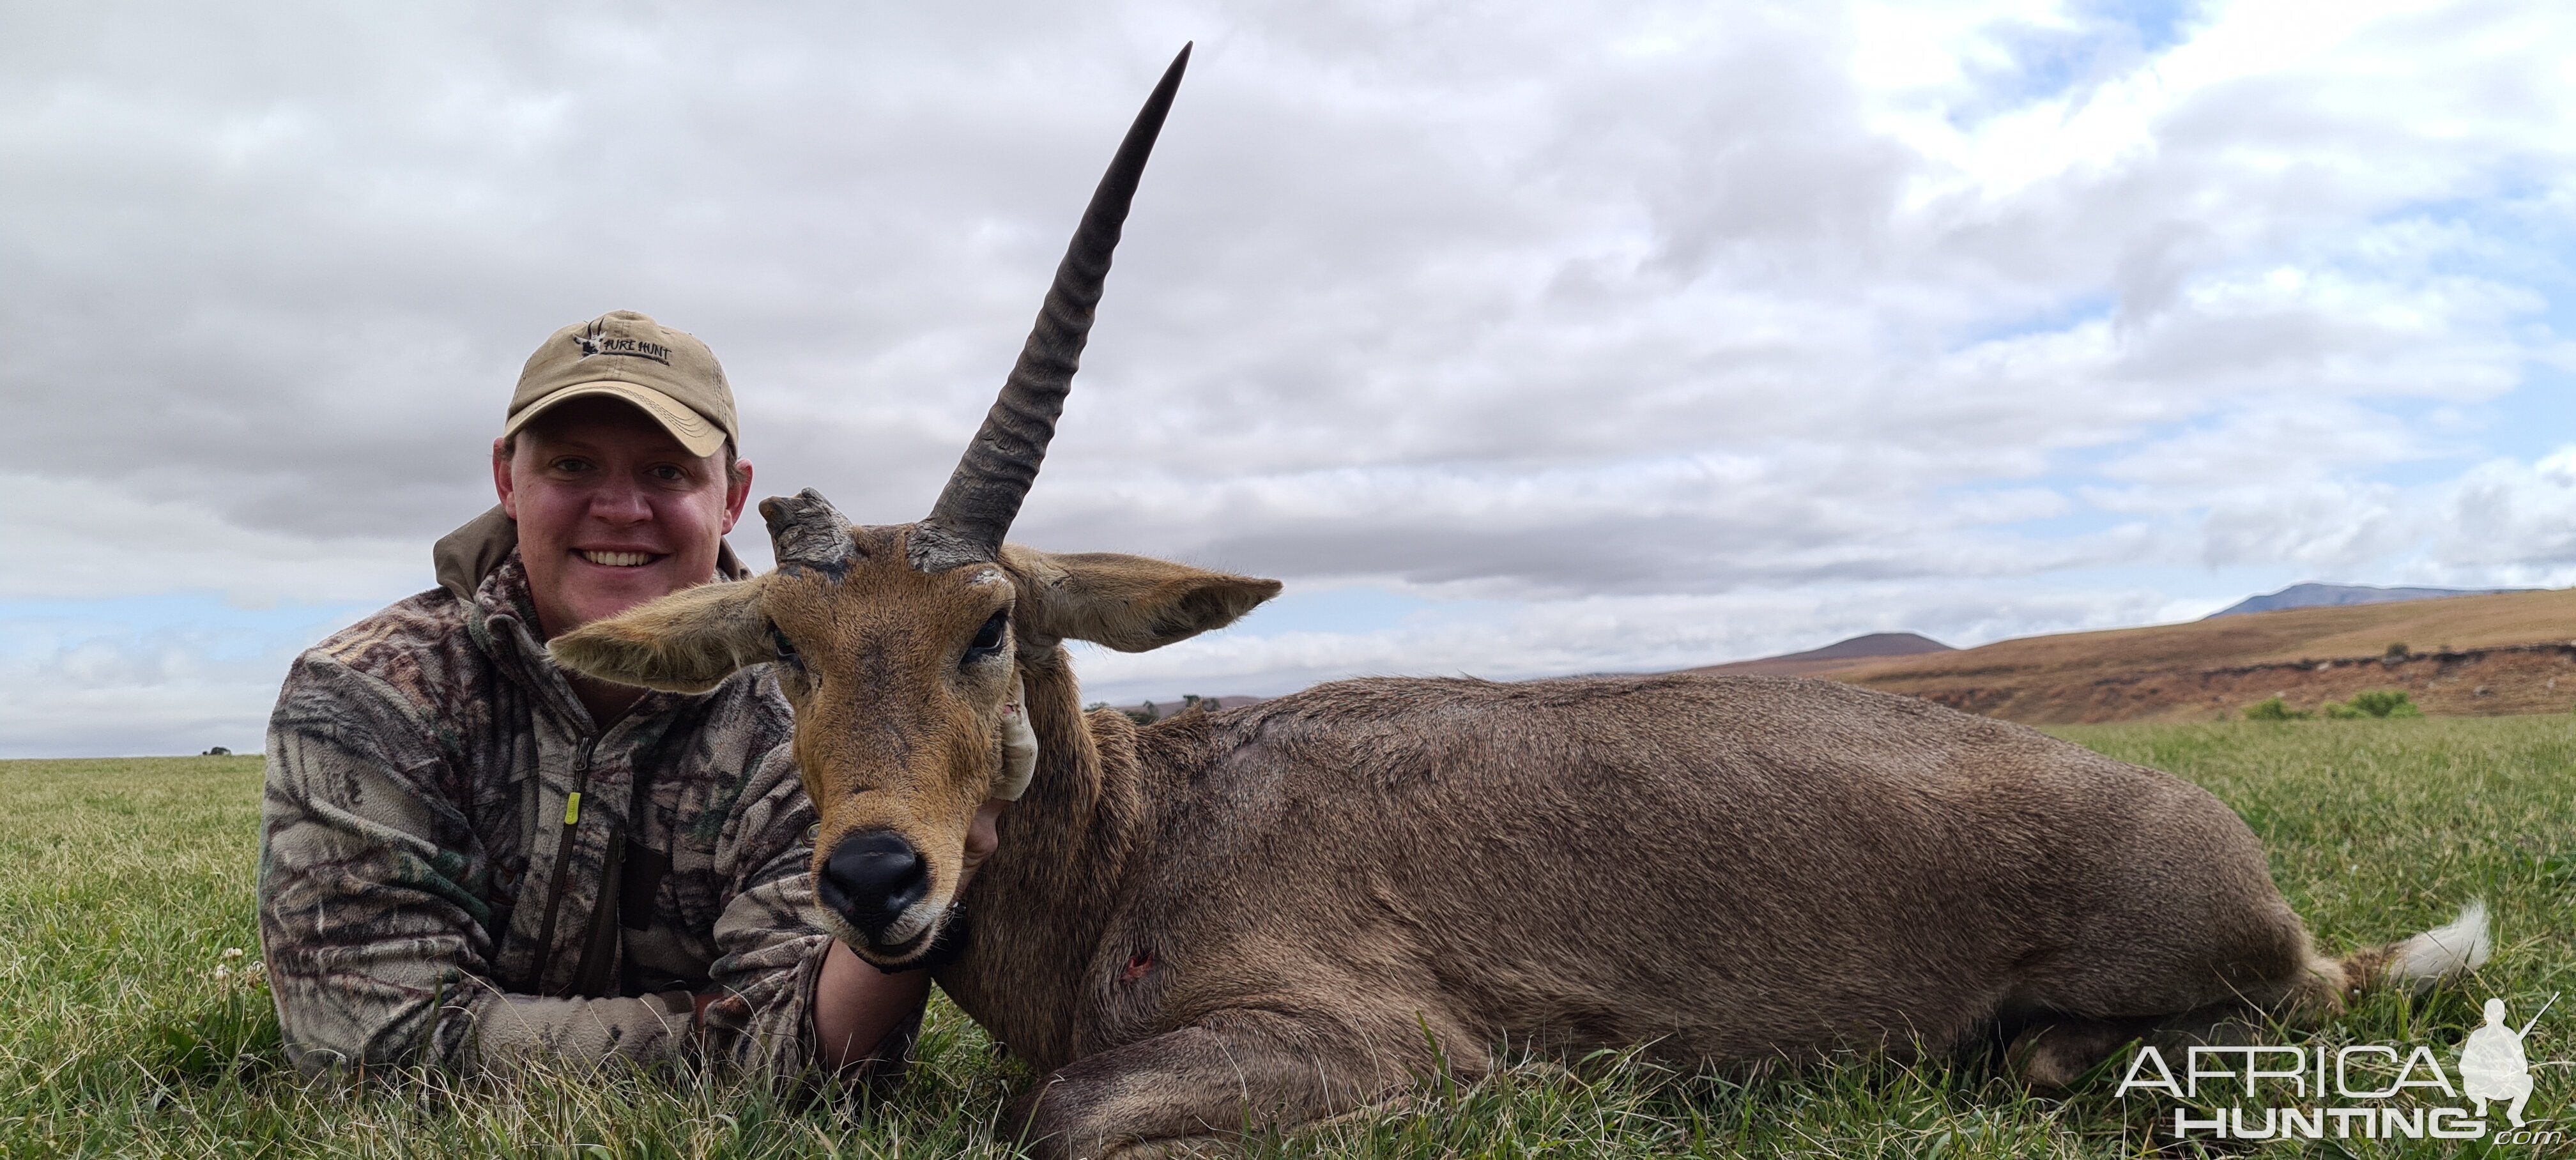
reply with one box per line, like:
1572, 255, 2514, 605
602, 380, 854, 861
2385, 899, 2492, 988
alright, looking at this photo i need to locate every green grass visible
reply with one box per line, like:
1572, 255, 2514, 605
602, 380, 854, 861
3, 719, 2570, 1157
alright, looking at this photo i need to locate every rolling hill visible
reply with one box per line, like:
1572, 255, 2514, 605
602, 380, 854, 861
1829, 588, 2576, 724
2203, 581, 2532, 618
1685, 632, 1955, 678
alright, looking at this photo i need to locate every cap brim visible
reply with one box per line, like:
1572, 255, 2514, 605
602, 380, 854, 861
503, 382, 728, 459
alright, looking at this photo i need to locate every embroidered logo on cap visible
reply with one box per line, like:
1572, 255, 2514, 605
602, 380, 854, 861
574, 321, 672, 365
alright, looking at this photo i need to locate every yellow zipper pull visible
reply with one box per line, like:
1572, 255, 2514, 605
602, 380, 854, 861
564, 791, 583, 827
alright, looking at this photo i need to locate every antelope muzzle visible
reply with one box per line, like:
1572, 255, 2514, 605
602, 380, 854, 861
817, 830, 931, 947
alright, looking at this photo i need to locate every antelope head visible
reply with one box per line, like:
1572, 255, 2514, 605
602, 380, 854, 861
549, 45, 1279, 967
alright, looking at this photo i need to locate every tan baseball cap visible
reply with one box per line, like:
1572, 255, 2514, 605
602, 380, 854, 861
504, 310, 739, 459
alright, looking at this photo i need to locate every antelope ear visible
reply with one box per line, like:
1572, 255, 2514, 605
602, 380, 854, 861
1001, 546, 1280, 653
548, 576, 775, 693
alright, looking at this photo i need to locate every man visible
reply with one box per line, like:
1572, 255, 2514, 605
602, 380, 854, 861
258, 310, 998, 1082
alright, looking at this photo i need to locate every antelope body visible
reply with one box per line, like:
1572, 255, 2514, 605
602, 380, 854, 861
553, 47, 2492, 1159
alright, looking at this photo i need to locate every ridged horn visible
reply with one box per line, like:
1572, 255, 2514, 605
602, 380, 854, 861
762, 488, 856, 577
912, 43, 1191, 572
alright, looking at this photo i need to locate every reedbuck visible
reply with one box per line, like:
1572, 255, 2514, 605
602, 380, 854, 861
554, 47, 2491, 1159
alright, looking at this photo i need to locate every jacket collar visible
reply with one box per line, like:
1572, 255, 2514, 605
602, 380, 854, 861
463, 551, 603, 729
438, 508, 730, 731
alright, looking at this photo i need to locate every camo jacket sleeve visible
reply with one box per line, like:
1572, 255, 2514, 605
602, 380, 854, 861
694, 735, 836, 1074
686, 738, 923, 1087
257, 634, 691, 1076
257, 572, 910, 1087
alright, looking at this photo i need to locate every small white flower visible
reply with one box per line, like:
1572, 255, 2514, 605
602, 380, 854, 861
221, 947, 245, 961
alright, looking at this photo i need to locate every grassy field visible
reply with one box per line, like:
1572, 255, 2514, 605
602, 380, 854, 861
2, 717, 2569, 1157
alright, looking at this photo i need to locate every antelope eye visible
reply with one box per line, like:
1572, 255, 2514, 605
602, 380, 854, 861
768, 623, 806, 673
965, 612, 1008, 665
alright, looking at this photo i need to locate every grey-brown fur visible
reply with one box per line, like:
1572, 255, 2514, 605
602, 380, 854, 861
557, 546, 2485, 1157
933, 662, 2473, 1158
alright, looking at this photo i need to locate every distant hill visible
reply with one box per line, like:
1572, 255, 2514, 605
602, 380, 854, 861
1832, 587, 2576, 724
1108, 694, 1265, 722
1686, 632, 1955, 679
2206, 582, 2533, 619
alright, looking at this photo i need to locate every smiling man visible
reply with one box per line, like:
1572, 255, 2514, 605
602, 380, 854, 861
257, 310, 979, 1085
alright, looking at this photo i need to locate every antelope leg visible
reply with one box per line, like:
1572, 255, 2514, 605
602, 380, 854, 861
1006, 1008, 1432, 1160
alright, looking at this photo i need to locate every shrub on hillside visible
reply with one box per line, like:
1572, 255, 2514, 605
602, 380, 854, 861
2243, 697, 2310, 721
2331, 689, 2422, 718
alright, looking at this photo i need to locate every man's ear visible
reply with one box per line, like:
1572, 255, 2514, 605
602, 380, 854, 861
549, 576, 774, 692
1001, 546, 1282, 653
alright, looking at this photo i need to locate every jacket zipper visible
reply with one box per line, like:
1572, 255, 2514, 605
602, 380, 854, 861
529, 735, 597, 995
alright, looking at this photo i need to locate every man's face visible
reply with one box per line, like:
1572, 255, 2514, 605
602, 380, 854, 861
494, 397, 753, 639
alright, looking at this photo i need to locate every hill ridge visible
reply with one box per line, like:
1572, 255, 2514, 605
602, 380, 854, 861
1686, 632, 1954, 678
2205, 581, 2534, 619
1834, 586, 2576, 724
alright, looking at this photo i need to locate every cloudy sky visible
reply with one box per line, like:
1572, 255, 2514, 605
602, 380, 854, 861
4, 0, 2572, 756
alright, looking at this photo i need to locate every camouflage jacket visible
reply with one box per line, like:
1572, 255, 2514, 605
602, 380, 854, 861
257, 514, 906, 1082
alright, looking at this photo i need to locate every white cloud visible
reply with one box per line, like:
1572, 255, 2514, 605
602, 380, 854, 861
3, 0, 2573, 751
0, 474, 419, 604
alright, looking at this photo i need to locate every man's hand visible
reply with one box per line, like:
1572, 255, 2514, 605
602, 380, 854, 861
960, 798, 1007, 889
806, 940, 930, 1072
785, 797, 1010, 1073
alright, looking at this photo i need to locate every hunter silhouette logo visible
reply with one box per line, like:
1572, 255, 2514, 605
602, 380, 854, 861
573, 322, 671, 365
2116, 991, 2565, 1145
2463, 995, 2557, 1129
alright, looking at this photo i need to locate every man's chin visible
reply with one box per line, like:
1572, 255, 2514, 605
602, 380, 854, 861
560, 562, 702, 624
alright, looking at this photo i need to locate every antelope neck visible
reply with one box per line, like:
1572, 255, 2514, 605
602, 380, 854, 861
1016, 645, 1149, 906
936, 645, 1154, 1069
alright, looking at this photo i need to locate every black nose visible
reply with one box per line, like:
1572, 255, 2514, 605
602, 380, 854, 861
817, 830, 928, 942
